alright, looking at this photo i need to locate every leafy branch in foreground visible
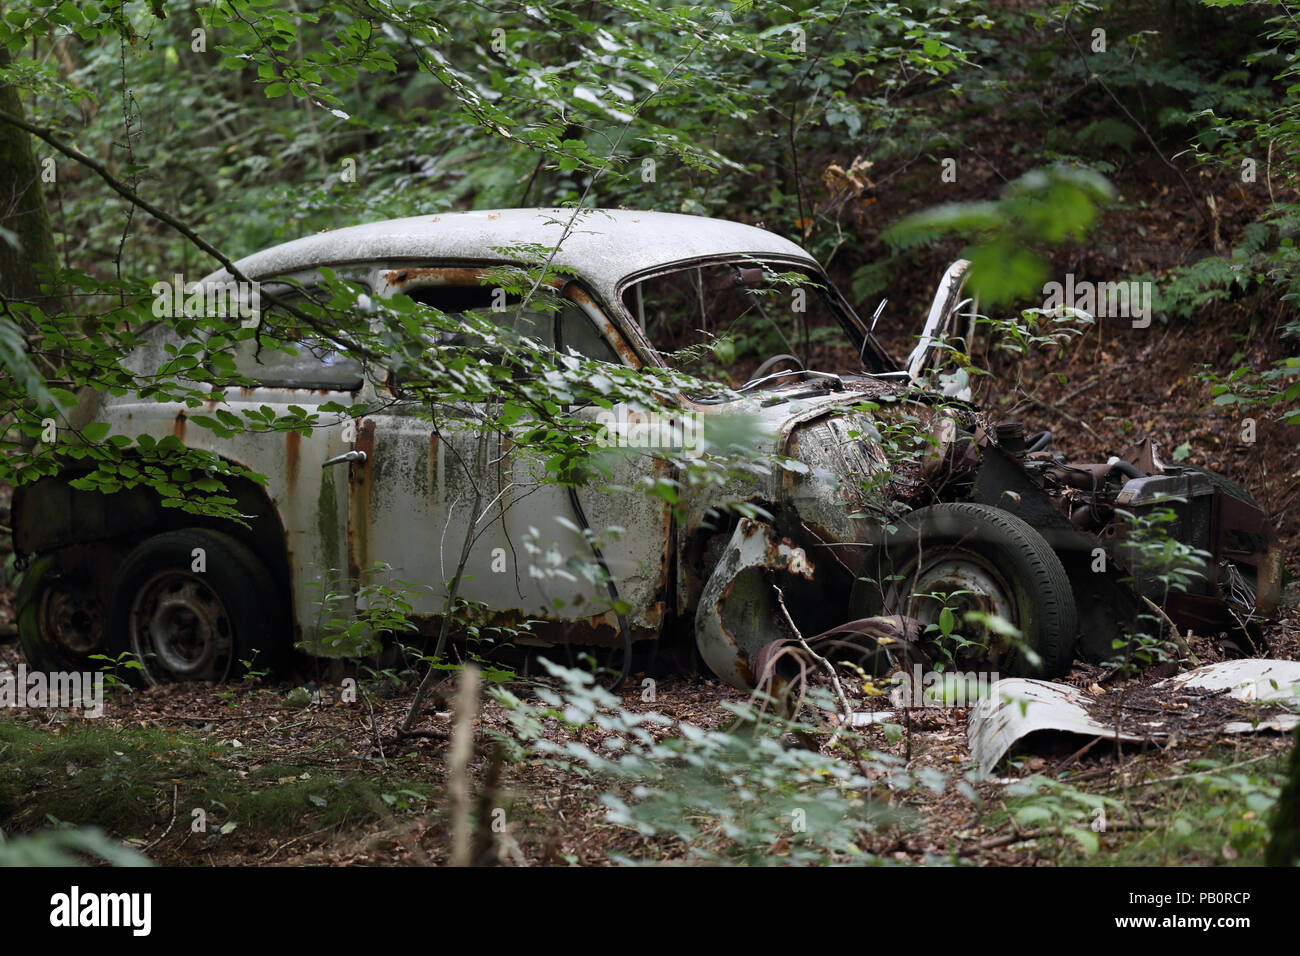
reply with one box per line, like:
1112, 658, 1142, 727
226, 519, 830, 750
491, 659, 978, 864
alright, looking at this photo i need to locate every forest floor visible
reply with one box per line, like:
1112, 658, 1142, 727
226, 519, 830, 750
1, 611, 1296, 866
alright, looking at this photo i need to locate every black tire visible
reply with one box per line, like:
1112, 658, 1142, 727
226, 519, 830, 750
852, 502, 1077, 678
15, 553, 111, 672
108, 528, 287, 685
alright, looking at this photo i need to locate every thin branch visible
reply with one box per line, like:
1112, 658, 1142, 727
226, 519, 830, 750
0, 106, 250, 288
1139, 595, 1201, 666
1059, 9, 1212, 232
0, 103, 385, 362
774, 584, 853, 739
142, 784, 179, 852
977, 820, 1154, 850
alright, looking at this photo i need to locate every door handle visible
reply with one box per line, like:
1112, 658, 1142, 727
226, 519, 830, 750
322, 450, 367, 468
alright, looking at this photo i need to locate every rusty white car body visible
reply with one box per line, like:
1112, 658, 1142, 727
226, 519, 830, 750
12, 209, 1283, 689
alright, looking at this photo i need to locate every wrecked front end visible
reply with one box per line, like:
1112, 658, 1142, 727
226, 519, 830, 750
969, 431, 1284, 653
692, 389, 1284, 691
692, 385, 982, 689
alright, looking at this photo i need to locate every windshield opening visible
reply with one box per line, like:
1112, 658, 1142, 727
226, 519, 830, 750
621, 260, 865, 389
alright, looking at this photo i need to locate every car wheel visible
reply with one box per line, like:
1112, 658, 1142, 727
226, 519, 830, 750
852, 502, 1077, 678
108, 529, 286, 685
16, 553, 112, 672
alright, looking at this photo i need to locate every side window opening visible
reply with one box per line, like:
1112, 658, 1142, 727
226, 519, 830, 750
222, 287, 366, 390
405, 284, 619, 365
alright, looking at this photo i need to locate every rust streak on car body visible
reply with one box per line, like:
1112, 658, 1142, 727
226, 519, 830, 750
381, 266, 491, 288
285, 430, 301, 490
346, 418, 376, 582
567, 283, 642, 368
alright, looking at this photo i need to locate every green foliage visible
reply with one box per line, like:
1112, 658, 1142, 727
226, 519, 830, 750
1115, 505, 1213, 598
304, 561, 428, 659
997, 753, 1286, 865
1201, 355, 1300, 425
1158, 1, 1300, 419
0, 825, 152, 867
1106, 505, 1212, 674
301, 561, 525, 683
87, 649, 145, 690
4, 0, 940, 523
884, 166, 1114, 305
0, 717, 434, 845
1002, 774, 1122, 856
1071, 754, 1285, 866
494, 660, 972, 864
916, 591, 985, 666
980, 307, 1094, 359
0, 0, 982, 275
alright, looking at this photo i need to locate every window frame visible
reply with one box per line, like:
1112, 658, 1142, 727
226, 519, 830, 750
201, 275, 372, 393
374, 263, 637, 379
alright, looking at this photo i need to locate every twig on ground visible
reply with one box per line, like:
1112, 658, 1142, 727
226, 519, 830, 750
260, 825, 336, 864
142, 784, 178, 851
364, 693, 387, 767
1104, 753, 1276, 791
1051, 735, 1105, 778
977, 821, 1155, 850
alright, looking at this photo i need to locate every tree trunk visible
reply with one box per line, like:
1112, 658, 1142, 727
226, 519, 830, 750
0, 44, 61, 304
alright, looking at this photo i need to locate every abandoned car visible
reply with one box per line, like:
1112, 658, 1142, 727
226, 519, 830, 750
12, 209, 1284, 689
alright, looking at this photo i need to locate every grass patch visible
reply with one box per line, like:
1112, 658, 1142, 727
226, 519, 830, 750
0, 718, 437, 845
996, 750, 1289, 866
1070, 755, 1287, 866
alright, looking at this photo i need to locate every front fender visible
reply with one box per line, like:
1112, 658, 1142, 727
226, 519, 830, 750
694, 517, 815, 689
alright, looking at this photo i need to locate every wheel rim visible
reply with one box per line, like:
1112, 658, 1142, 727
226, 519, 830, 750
129, 570, 234, 683
38, 585, 105, 655
885, 546, 1020, 667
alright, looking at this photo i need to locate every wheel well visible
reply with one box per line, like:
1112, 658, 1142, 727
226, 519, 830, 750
682, 509, 854, 641
12, 467, 292, 605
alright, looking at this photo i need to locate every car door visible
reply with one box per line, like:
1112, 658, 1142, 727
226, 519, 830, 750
346, 267, 673, 648
199, 277, 368, 655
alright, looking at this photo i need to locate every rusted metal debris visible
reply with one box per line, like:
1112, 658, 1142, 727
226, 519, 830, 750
968, 661, 1300, 774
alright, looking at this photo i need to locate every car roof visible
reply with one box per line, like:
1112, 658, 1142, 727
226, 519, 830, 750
213, 208, 818, 301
